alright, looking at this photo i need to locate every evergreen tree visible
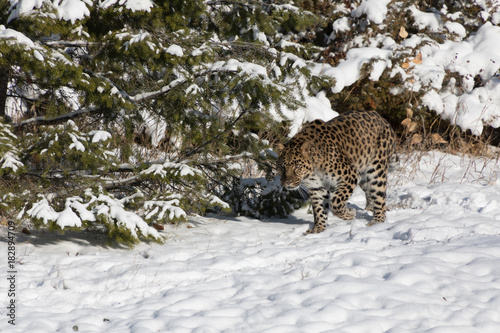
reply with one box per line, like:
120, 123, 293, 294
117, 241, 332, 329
0, 0, 324, 244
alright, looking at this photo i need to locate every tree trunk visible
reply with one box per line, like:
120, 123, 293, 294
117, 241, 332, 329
0, 66, 9, 120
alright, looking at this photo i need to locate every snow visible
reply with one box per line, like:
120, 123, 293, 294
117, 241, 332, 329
0, 25, 36, 48
276, 89, 338, 138
416, 23, 500, 135
409, 5, 442, 32
68, 132, 85, 152
89, 130, 111, 143
166, 44, 183, 57
100, 0, 154, 12
280, 52, 307, 69
314, 8, 500, 136
8, 0, 153, 23
210, 58, 271, 81
0, 151, 24, 172
332, 17, 351, 33
54, 0, 91, 24
68, 198, 96, 222
108, 203, 156, 239
23, 191, 162, 240
33, 49, 44, 61
209, 195, 231, 210
250, 25, 269, 45
444, 21, 466, 38
144, 199, 187, 221
25, 196, 59, 224
96, 193, 160, 239
56, 206, 82, 228
7, 0, 44, 22
0, 122, 23, 173
141, 162, 202, 178
316, 47, 392, 93
352, 0, 391, 25
3, 151, 500, 332
276, 39, 304, 50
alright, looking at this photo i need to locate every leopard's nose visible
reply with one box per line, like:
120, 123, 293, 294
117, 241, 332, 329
280, 179, 290, 188
278, 175, 286, 186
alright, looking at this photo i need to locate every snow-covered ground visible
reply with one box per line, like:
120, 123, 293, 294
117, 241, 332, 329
2, 151, 500, 332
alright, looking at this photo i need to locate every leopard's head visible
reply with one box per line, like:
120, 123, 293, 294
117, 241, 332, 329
276, 141, 314, 190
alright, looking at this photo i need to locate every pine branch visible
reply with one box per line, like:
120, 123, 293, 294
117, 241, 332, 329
130, 78, 187, 102
182, 107, 250, 159
130, 66, 242, 103
15, 106, 99, 128
83, 69, 138, 106
104, 175, 142, 190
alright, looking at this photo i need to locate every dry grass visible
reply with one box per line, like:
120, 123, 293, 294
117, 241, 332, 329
393, 125, 500, 187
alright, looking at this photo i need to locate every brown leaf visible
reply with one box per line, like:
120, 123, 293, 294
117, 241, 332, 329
431, 133, 447, 144
399, 26, 408, 39
401, 118, 418, 132
409, 122, 419, 132
401, 118, 412, 127
411, 134, 423, 145
401, 62, 410, 69
405, 108, 413, 118
412, 52, 423, 65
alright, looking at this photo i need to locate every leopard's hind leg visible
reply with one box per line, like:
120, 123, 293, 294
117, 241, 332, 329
360, 160, 389, 226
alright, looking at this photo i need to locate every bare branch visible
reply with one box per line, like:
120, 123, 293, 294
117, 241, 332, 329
104, 175, 142, 190
15, 106, 99, 128
45, 40, 95, 48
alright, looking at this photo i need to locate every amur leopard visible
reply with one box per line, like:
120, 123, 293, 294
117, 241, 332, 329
276, 110, 397, 234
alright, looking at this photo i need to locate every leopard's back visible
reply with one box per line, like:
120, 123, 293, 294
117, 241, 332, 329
324, 110, 395, 170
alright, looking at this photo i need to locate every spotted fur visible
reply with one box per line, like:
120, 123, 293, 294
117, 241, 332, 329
276, 110, 397, 234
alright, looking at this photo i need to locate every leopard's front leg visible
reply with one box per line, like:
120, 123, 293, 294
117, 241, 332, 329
306, 188, 330, 234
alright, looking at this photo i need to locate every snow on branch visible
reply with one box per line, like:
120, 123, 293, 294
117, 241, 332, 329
8, 0, 154, 23
0, 122, 23, 174
25, 191, 162, 241
129, 61, 269, 103
130, 78, 187, 102
0, 151, 24, 173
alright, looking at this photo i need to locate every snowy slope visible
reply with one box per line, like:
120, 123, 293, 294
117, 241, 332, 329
2, 151, 500, 333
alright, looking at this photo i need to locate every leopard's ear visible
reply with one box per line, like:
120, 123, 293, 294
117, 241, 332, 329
275, 143, 285, 154
301, 141, 312, 159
